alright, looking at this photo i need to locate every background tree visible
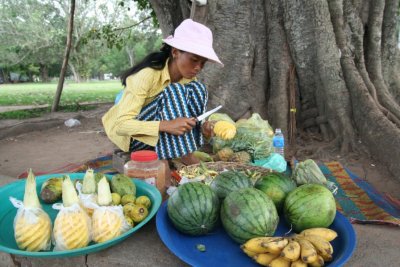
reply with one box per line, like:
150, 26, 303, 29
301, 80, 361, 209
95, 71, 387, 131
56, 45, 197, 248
0, 0, 64, 82
147, 0, 400, 177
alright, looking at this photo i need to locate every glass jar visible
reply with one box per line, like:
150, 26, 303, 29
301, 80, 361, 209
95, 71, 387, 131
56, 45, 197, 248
124, 150, 168, 196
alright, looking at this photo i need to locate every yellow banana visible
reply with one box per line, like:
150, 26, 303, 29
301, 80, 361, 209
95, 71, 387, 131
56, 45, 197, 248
261, 237, 289, 254
253, 253, 280, 266
300, 228, 338, 242
242, 247, 258, 257
309, 255, 325, 267
320, 252, 333, 262
290, 259, 307, 267
298, 234, 333, 256
268, 256, 291, 267
280, 239, 301, 262
295, 238, 318, 264
241, 237, 277, 253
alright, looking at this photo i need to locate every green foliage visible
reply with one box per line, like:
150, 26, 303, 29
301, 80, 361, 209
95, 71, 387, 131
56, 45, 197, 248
0, 0, 162, 82
0, 109, 48, 120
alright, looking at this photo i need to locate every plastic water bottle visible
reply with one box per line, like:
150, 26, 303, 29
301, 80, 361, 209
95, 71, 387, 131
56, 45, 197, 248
273, 128, 285, 158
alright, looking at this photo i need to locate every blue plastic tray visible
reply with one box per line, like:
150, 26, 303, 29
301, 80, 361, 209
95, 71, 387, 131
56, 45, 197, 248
0, 173, 161, 257
156, 202, 356, 267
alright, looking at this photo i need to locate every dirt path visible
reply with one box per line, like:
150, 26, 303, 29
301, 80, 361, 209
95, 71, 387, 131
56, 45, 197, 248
0, 105, 115, 177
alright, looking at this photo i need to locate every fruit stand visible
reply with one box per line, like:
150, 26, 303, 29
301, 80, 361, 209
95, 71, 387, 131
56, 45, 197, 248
0, 113, 359, 266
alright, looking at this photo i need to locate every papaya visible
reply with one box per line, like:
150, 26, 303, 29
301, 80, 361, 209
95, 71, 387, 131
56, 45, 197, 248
40, 177, 63, 203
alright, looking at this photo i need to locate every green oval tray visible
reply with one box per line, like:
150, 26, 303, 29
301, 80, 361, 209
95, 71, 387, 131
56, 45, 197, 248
0, 173, 162, 258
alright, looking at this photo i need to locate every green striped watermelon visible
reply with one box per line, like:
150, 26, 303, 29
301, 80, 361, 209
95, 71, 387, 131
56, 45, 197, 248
221, 188, 279, 244
167, 182, 220, 235
210, 171, 253, 199
283, 184, 336, 232
255, 173, 297, 211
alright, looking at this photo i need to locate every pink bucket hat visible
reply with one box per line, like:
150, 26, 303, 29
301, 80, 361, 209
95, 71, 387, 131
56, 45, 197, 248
163, 19, 223, 66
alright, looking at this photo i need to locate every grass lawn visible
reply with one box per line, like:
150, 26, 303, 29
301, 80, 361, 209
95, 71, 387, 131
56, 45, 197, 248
0, 80, 122, 106
0, 80, 122, 119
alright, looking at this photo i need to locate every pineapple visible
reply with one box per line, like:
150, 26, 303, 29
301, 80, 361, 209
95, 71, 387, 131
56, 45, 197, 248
81, 168, 96, 194
53, 175, 91, 250
230, 151, 252, 163
217, 147, 234, 161
12, 169, 52, 252
213, 121, 237, 140
78, 168, 98, 216
92, 177, 130, 243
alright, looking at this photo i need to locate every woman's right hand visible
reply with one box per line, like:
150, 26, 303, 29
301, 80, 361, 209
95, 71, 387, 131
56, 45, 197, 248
159, 117, 197, 135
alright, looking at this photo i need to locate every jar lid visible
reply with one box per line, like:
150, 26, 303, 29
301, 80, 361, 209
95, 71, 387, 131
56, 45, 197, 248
130, 150, 158, 162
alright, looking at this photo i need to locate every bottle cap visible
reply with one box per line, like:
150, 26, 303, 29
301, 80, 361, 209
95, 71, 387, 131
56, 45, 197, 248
275, 128, 282, 133
130, 150, 158, 162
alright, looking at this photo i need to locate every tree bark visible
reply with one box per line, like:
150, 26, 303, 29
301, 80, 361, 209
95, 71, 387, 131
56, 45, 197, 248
52, 0, 75, 112
381, 0, 400, 102
68, 62, 80, 83
149, 0, 400, 178
39, 64, 49, 82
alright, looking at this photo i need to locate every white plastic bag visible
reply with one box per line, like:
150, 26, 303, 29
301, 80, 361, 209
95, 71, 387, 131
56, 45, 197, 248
90, 205, 132, 243
52, 203, 92, 251
10, 197, 52, 251
64, 118, 81, 127
76, 181, 97, 216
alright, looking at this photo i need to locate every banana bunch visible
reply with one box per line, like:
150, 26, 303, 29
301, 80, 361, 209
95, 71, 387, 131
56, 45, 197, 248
241, 228, 337, 267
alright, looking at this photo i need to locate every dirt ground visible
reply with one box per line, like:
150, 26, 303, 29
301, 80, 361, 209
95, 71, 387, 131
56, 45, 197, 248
0, 104, 399, 198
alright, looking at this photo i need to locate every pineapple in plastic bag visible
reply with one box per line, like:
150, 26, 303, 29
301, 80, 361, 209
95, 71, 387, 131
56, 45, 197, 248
92, 177, 132, 243
9, 169, 52, 252
76, 168, 97, 216
52, 175, 91, 250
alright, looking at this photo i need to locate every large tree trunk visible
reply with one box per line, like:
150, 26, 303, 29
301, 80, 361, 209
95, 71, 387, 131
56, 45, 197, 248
150, 0, 400, 178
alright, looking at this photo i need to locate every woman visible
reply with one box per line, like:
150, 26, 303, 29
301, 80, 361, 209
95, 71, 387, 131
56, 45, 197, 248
102, 19, 223, 165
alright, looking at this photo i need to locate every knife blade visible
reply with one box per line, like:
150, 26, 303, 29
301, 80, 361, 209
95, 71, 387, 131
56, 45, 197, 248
196, 105, 223, 121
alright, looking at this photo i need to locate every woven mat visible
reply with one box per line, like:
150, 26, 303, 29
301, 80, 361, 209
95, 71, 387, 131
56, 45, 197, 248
18, 155, 400, 226
320, 161, 399, 226
17, 154, 117, 179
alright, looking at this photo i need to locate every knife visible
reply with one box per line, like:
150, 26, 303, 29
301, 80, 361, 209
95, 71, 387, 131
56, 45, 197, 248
196, 105, 223, 121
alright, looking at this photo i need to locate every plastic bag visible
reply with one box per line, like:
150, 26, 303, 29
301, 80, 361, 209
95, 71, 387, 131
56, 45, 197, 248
292, 159, 338, 194
52, 203, 92, 251
292, 159, 327, 185
76, 181, 97, 217
9, 197, 52, 251
91, 205, 132, 243
64, 118, 81, 127
235, 113, 274, 137
253, 153, 287, 173
208, 112, 235, 123
212, 113, 274, 160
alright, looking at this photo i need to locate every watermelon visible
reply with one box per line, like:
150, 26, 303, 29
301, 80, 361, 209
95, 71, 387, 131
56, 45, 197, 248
167, 182, 220, 235
283, 184, 336, 232
221, 188, 279, 244
210, 171, 253, 199
255, 173, 296, 211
